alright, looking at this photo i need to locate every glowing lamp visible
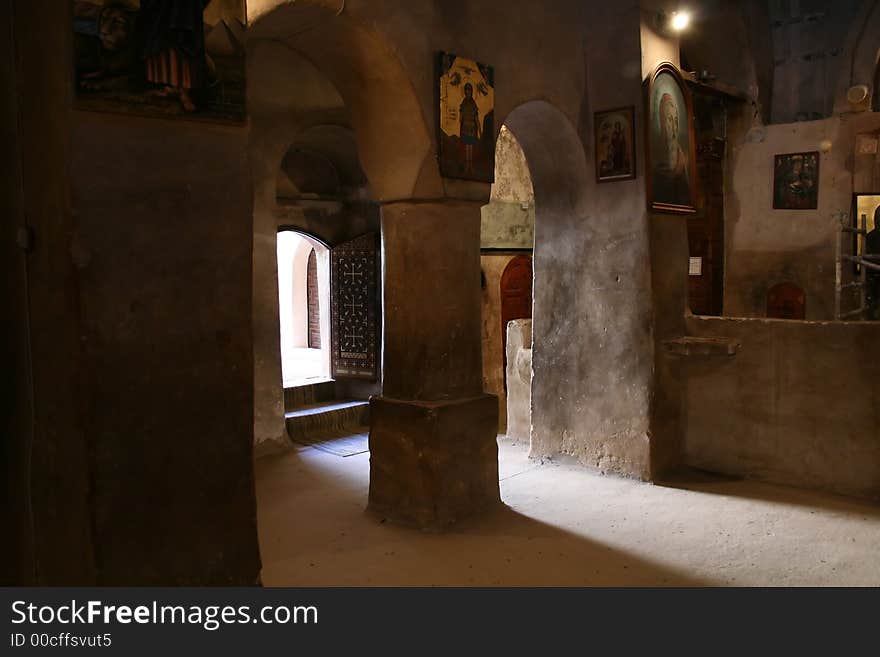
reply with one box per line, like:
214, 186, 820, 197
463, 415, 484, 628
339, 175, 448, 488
670, 11, 691, 32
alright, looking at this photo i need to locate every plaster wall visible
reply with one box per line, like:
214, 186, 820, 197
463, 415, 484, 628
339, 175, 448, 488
647, 99, 880, 487
680, 315, 880, 500
724, 112, 880, 319
2, 0, 96, 584
680, 1, 760, 100
1, 0, 31, 584
768, 0, 862, 124
5, 0, 259, 586
510, 2, 654, 479
70, 112, 259, 585
640, 1, 680, 77
481, 126, 535, 250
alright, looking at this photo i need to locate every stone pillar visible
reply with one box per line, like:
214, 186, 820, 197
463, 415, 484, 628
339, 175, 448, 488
505, 319, 533, 445
369, 200, 500, 529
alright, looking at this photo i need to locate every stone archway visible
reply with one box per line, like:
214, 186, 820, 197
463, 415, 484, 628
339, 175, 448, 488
249, 0, 496, 532
500, 101, 591, 460
248, 0, 437, 201
248, 2, 438, 453
500, 100, 652, 480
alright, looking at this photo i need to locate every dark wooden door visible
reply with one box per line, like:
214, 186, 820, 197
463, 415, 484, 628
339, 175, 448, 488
330, 233, 379, 380
500, 255, 533, 389
687, 137, 725, 316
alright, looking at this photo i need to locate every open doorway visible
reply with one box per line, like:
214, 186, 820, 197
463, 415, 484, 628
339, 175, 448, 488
276, 230, 331, 388
479, 125, 535, 437
500, 100, 601, 464
500, 254, 533, 389
249, 40, 387, 457
272, 140, 381, 456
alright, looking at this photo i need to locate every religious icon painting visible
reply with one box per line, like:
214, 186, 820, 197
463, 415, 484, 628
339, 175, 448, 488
646, 62, 697, 214
72, 0, 247, 123
773, 152, 820, 210
437, 52, 495, 183
595, 106, 636, 183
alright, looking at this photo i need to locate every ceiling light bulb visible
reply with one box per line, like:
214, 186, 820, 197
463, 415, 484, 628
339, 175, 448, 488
670, 11, 691, 32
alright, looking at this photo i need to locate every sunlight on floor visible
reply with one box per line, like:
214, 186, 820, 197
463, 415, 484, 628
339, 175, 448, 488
256, 437, 880, 587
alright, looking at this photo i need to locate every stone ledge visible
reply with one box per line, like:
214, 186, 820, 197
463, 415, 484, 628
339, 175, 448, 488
662, 336, 741, 357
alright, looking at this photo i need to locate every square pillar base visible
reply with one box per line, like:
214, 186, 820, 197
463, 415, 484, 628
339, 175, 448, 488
368, 394, 500, 530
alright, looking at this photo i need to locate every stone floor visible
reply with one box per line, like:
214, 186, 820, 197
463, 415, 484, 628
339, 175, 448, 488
256, 436, 880, 586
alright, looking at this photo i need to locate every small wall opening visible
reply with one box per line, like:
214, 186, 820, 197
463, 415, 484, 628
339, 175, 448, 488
276, 230, 331, 387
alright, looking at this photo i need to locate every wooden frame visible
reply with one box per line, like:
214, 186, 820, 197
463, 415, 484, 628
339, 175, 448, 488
773, 151, 820, 210
645, 62, 697, 214
594, 106, 636, 183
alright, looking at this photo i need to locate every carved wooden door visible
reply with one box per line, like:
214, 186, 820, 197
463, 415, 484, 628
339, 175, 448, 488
330, 233, 379, 380
500, 255, 533, 389
688, 136, 725, 316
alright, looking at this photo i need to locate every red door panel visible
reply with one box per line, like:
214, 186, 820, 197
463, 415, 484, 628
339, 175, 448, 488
500, 255, 533, 390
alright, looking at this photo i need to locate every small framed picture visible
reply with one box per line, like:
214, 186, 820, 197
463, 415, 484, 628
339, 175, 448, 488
594, 106, 636, 183
773, 152, 819, 210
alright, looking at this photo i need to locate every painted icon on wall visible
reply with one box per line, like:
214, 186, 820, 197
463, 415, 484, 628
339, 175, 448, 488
595, 106, 636, 183
773, 152, 820, 210
72, 0, 246, 123
438, 52, 495, 183
646, 63, 696, 214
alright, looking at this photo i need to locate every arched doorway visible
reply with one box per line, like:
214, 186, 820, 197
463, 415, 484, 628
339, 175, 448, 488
276, 230, 331, 387
249, 2, 434, 457
500, 254, 533, 388
250, 0, 500, 558
501, 101, 599, 461
479, 125, 536, 434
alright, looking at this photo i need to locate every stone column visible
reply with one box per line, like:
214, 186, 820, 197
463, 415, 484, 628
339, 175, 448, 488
369, 200, 500, 529
505, 319, 533, 445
